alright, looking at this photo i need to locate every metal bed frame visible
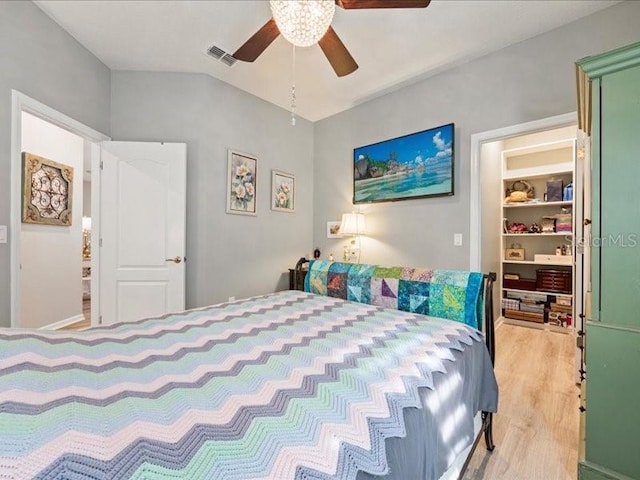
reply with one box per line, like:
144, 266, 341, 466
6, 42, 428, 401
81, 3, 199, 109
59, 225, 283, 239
293, 259, 497, 478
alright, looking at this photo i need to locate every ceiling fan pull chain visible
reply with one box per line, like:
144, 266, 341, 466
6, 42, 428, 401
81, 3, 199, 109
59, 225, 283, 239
290, 44, 296, 126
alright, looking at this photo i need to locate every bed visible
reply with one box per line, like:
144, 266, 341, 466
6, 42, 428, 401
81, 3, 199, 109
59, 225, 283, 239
0, 261, 498, 480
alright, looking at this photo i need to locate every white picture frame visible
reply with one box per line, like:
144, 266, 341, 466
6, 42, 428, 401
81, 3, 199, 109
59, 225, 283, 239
327, 221, 342, 238
271, 170, 295, 213
226, 149, 257, 216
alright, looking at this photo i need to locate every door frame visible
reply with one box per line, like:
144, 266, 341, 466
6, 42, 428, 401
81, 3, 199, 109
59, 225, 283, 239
468, 112, 577, 271
10, 90, 110, 328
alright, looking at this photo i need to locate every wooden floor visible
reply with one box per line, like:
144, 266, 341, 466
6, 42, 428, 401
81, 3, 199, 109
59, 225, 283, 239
59, 298, 91, 331
463, 323, 580, 480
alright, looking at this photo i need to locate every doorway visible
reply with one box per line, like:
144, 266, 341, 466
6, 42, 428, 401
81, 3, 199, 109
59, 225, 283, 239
11, 91, 187, 329
19, 112, 87, 329
10, 90, 109, 329
470, 112, 586, 382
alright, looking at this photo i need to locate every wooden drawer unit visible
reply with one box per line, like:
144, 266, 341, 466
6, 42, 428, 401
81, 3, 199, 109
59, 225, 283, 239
503, 277, 537, 291
536, 269, 571, 294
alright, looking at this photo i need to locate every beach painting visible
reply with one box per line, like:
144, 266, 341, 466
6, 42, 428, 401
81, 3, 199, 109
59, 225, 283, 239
353, 123, 454, 204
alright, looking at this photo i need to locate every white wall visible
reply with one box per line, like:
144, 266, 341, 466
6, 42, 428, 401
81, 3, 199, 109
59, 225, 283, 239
0, 1, 110, 327
110, 72, 315, 308
312, 1, 640, 270
20, 112, 84, 328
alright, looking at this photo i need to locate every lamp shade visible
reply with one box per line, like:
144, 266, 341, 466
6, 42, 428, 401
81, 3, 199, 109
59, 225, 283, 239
340, 213, 366, 236
270, 0, 335, 48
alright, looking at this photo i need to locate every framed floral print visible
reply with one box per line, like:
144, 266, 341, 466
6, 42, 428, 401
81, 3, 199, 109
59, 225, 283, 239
271, 170, 295, 213
22, 152, 73, 226
226, 150, 257, 216
326, 221, 341, 238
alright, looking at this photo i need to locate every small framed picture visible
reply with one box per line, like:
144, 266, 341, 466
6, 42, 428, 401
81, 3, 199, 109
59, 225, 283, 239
327, 221, 342, 238
227, 149, 257, 216
271, 170, 295, 213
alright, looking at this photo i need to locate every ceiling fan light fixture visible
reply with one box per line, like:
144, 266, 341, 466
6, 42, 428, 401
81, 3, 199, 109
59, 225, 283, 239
270, 0, 336, 48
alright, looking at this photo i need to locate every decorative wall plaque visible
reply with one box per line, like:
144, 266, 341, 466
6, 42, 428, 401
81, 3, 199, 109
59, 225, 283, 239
22, 152, 73, 226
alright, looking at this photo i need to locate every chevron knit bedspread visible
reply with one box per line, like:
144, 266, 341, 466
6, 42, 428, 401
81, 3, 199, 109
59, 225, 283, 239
0, 290, 497, 480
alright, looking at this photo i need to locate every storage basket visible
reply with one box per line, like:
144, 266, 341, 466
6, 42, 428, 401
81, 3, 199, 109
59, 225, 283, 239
519, 303, 545, 314
505, 243, 525, 261
546, 179, 563, 202
501, 298, 520, 311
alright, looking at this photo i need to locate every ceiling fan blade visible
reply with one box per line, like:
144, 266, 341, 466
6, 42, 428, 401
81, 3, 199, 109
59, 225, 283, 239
336, 0, 430, 8
318, 26, 358, 77
232, 18, 280, 62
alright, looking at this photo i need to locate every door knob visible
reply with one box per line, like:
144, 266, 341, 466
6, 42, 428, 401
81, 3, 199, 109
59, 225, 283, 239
165, 256, 182, 264
583, 218, 592, 226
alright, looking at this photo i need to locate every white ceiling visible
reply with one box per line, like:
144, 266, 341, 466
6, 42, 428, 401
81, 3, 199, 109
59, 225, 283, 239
35, 0, 618, 122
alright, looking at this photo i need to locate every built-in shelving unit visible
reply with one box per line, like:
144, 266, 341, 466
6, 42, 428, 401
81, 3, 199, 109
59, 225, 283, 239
500, 138, 576, 332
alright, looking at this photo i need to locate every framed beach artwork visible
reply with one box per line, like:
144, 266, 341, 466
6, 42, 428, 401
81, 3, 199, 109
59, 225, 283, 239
271, 170, 295, 212
227, 150, 257, 216
353, 123, 454, 204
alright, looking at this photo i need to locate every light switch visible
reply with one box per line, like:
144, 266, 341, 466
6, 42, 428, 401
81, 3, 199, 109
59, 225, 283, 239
0, 225, 7, 244
453, 233, 462, 246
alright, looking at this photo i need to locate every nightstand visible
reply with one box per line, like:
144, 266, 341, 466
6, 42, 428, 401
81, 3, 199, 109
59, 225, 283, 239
289, 257, 309, 291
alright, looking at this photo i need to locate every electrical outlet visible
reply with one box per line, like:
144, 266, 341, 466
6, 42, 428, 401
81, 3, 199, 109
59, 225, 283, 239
0, 225, 6, 244
454, 233, 463, 246
228, 296, 235, 302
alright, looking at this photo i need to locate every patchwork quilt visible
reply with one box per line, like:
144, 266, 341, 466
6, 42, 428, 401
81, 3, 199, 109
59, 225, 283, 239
305, 261, 485, 329
0, 291, 497, 480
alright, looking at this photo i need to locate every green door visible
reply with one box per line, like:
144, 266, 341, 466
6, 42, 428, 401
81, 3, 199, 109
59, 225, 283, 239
599, 64, 640, 328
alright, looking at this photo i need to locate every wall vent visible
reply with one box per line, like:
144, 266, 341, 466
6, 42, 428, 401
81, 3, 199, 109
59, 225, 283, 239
207, 45, 237, 67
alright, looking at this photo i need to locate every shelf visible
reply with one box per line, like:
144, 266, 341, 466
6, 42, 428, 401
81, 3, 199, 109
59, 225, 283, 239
503, 168, 573, 181
501, 316, 574, 334
500, 135, 577, 335
503, 287, 573, 298
503, 260, 573, 266
502, 138, 575, 157
503, 200, 573, 208
502, 232, 571, 237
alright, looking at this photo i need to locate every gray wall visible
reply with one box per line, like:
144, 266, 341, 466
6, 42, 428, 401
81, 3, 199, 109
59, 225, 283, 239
0, 1, 111, 327
312, 1, 640, 270
2, 0, 640, 326
110, 72, 314, 309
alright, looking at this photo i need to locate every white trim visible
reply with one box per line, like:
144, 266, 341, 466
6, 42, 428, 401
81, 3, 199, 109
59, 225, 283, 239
90, 143, 102, 326
468, 112, 577, 272
10, 90, 110, 328
38, 314, 86, 331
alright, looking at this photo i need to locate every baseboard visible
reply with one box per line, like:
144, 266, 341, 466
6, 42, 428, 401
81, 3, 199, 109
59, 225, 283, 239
40, 314, 85, 331
579, 461, 636, 480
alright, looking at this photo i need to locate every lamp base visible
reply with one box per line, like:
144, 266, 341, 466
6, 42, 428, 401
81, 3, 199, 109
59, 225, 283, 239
343, 244, 360, 263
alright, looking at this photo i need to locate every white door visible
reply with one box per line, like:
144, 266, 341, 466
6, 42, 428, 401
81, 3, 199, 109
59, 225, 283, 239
100, 141, 186, 325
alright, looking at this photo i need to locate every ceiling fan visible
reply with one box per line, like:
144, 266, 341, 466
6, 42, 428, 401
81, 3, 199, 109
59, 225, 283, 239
232, 0, 431, 77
